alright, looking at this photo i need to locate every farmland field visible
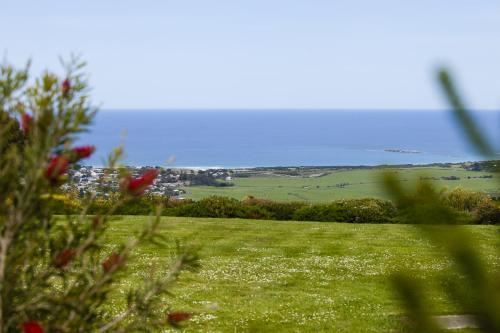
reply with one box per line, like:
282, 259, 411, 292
183, 167, 499, 202
107, 216, 499, 332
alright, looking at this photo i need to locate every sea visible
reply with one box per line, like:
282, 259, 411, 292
78, 110, 499, 168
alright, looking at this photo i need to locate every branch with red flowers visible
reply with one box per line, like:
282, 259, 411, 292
0, 59, 200, 333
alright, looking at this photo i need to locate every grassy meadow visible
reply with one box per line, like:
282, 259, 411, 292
107, 216, 499, 332
183, 167, 499, 202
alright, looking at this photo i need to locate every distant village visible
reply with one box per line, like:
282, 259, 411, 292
64, 166, 234, 198
63, 161, 497, 199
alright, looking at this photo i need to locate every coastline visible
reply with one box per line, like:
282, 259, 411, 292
80, 160, 497, 171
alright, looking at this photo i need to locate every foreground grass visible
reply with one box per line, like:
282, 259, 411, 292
184, 167, 498, 202
106, 216, 499, 332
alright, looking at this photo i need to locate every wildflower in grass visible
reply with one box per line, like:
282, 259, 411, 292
102, 252, 123, 273
45, 155, 69, 185
21, 113, 33, 135
53, 248, 76, 268
167, 311, 192, 327
122, 169, 158, 196
22, 321, 44, 333
71, 145, 95, 162
61, 78, 71, 97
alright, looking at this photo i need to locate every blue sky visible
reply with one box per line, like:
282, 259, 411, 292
2, 0, 500, 110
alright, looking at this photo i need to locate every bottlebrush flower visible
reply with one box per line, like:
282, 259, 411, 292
167, 311, 192, 326
102, 252, 123, 273
45, 155, 69, 184
62, 78, 71, 96
122, 169, 158, 196
22, 321, 44, 333
21, 113, 33, 135
71, 145, 95, 162
53, 248, 76, 268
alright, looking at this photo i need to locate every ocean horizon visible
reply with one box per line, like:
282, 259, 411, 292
78, 109, 499, 168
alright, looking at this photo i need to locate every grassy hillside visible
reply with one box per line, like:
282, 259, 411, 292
107, 216, 499, 332
183, 167, 498, 202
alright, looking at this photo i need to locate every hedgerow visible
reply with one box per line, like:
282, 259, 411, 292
55, 189, 498, 224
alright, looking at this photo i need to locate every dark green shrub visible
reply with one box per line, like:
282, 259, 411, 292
165, 202, 201, 217
335, 198, 397, 223
195, 196, 243, 218
440, 187, 490, 212
242, 196, 306, 220
293, 198, 396, 223
473, 201, 500, 224
115, 197, 156, 215
240, 205, 273, 220
168, 196, 244, 218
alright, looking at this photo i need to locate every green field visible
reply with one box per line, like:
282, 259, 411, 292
183, 167, 499, 202
108, 216, 499, 332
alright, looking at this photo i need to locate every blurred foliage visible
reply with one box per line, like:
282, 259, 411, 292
386, 69, 500, 332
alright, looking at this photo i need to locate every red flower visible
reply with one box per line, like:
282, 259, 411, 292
22, 321, 44, 333
71, 145, 95, 161
123, 169, 158, 196
21, 113, 33, 135
54, 248, 76, 268
168, 311, 192, 326
62, 78, 71, 96
45, 155, 69, 184
102, 252, 123, 273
